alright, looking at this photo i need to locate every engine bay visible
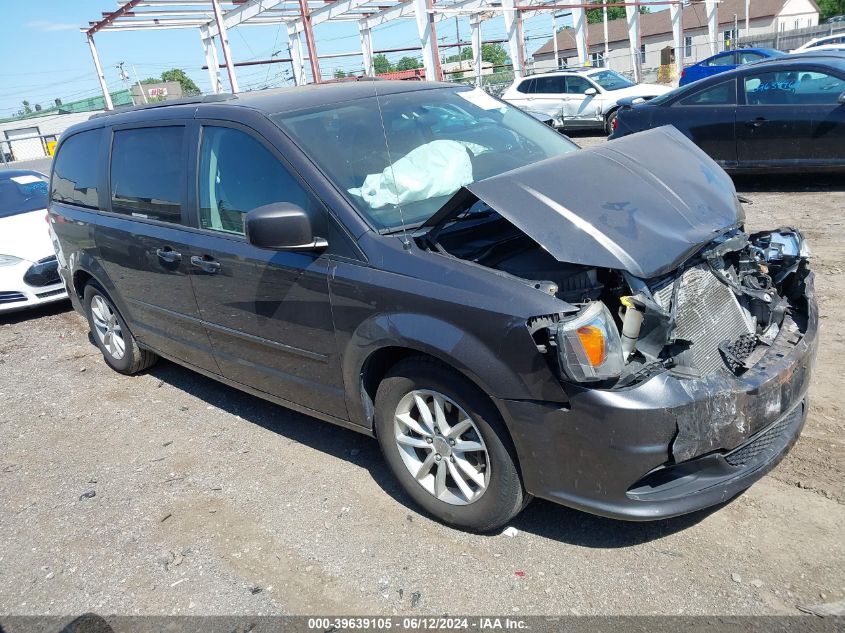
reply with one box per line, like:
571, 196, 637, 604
424, 212, 812, 388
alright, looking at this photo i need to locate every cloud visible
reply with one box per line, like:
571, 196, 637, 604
27, 20, 79, 32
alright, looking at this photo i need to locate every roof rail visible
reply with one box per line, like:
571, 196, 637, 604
527, 65, 596, 76
89, 93, 236, 119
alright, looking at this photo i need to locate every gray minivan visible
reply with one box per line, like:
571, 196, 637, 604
49, 82, 816, 531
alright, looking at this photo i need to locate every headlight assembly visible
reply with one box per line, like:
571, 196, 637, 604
555, 301, 624, 382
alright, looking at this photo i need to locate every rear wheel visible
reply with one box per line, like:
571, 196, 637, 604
84, 283, 157, 375
374, 357, 528, 532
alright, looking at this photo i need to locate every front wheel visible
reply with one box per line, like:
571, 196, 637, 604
605, 109, 618, 135
374, 358, 529, 532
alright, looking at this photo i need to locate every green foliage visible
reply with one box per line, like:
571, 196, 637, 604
18, 100, 33, 116
444, 43, 508, 68
334, 69, 347, 79
818, 0, 845, 21
373, 54, 393, 74
586, 1, 648, 25
160, 68, 201, 96
396, 56, 422, 70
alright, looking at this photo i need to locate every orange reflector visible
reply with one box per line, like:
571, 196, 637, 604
576, 325, 606, 367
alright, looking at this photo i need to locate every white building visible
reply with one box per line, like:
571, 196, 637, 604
532, 0, 820, 75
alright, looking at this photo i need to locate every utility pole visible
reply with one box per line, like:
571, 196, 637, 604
552, 12, 558, 68
603, 4, 610, 67
132, 65, 148, 104
455, 15, 462, 73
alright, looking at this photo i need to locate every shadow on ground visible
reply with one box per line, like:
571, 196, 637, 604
0, 299, 72, 326
146, 357, 720, 548
734, 172, 845, 193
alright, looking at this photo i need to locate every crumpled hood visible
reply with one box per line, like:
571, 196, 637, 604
462, 126, 742, 279
0, 208, 52, 262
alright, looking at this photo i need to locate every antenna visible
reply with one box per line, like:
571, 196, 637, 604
371, 81, 412, 251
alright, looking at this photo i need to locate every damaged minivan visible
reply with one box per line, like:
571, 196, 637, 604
49, 81, 817, 531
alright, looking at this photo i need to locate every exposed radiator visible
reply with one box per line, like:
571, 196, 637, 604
654, 264, 754, 375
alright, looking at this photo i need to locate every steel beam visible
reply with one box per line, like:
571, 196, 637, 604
287, 26, 307, 84
411, 0, 441, 81
572, 5, 587, 64
501, 0, 523, 77
201, 32, 225, 93
359, 20, 375, 76
211, 0, 240, 92
670, 0, 683, 78
625, 0, 641, 82
470, 14, 482, 86
86, 34, 114, 110
705, 0, 718, 55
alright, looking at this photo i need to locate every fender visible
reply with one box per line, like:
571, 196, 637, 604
68, 250, 134, 329
341, 311, 566, 429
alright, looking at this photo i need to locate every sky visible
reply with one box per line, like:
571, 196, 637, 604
0, 0, 667, 119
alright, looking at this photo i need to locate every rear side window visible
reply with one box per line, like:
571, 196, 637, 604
533, 76, 565, 94
515, 79, 534, 94
704, 52, 735, 67
51, 129, 101, 209
679, 80, 736, 105
110, 126, 185, 223
198, 126, 323, 236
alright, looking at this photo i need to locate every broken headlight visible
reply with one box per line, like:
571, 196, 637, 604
555, 301, 624, 382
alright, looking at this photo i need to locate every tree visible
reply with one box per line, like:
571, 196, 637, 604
586, 1, 649, 24
160, 68, 201, 96
334, 69, 347, 79
373, 54, 393, 74
396, 56, 422, 70
19, 100, 33, 116
444, 44, 508, 68
481, 43, 508, 67
817, 0, 845, 21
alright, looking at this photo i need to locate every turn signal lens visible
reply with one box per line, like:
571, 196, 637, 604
576, 325, 606, 367
555, 301, 624, 383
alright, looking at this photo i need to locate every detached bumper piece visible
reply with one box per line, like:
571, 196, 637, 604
627, 400, 805, 506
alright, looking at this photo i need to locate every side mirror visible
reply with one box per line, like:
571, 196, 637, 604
245, 202, 327, 251
584, 87, 598, 96
839, 90, 845, 104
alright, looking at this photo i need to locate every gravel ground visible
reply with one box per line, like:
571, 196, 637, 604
1, 139, 844, 616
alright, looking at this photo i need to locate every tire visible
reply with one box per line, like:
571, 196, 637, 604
605, 109, 618, 136
374, 357, 529, 532
83, 282, 157, 375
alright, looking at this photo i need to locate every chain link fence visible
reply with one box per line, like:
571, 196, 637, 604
0, 134, 59, 166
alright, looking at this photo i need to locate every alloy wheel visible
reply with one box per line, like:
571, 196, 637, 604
393, 389, 490, 505
90, 295, 126, 360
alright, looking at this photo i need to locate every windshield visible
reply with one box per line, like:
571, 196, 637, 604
272, 87, 578, 231
0, 172, 49, 219
589, 70, 636, 91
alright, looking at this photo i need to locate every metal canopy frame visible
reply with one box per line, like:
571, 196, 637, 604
84, 0, 693, 109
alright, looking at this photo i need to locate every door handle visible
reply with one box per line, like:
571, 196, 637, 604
190, 255, 221, 274
155, 247, 182, 264
745, 117, 767, 128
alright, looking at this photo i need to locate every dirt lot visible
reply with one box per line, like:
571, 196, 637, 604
1, 140, 844, 616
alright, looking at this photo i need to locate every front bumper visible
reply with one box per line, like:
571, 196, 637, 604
0, 258, 68, 314
499, 275, 818, 521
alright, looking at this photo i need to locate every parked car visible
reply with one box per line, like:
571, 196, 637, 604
828, 15, 845, 24
791, 33, 845, 53
0, 169, 67, 313
610, 53, 845, 172
679, 48, 785, 86
502, 68, 671, 134
49, 83, 816, 531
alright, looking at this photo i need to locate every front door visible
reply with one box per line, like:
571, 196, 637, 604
185, 123, 347, 419
96, 123, 218, 373
797, 70, 845, 164
736, 68, 815, 167
562, 75, 599, 126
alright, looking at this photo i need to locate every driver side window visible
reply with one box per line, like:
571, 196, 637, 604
198, 126, 321, 236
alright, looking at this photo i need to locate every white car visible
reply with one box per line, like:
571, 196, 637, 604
502, 68, 671, 134
0, 170, 67, 313
791, 33, 845, 53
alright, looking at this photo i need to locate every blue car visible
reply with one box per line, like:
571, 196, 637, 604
679, 47, 785, 86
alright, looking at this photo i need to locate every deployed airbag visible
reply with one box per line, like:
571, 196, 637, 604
349, 140, 474, 209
